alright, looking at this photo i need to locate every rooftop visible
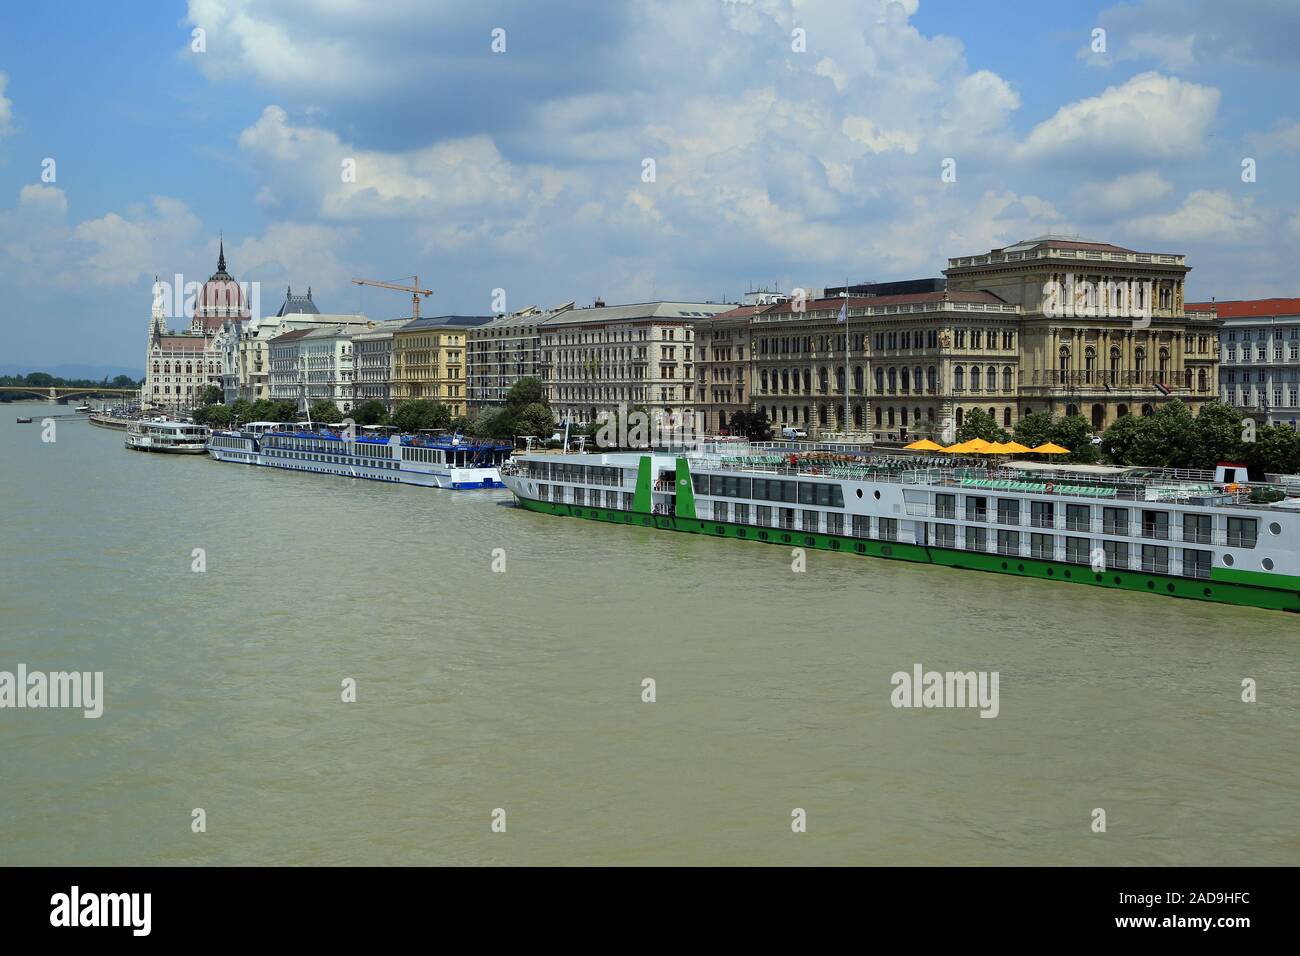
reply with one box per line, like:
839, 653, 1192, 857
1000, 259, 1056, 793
541, 300, 733, 327
1187, 298, 1300, 319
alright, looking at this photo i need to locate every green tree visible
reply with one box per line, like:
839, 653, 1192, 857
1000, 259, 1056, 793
1011, 411, 1056, 450
1244, 424, 1300, 476
1100, 414, 1144, 465
309, 400, 343, 424
391, 400, 451, 432
352, 400, 389, 426
956, 408, 1007, 443
505, 377, 545, 409
110, 375, 136, 390
199, 385, 223, 406
230, 399, 254, 425
204, 404, 233, 428
514, 402, 554, 441
729, 409, 773, 442
1193, 401, 1246, 467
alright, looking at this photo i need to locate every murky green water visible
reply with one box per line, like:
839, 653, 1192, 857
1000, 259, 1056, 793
1, 404, 1296, 865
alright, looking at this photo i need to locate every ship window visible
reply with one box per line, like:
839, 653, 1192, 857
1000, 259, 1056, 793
1226, 517, 1257, 548
1184, 549, 1211, 578
1065, 537, 1090, 564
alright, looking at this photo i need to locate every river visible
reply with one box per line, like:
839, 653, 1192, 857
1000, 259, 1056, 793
1, 404, 1296, 865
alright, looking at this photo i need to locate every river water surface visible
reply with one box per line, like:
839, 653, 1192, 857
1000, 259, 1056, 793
1, 405, 1296, 865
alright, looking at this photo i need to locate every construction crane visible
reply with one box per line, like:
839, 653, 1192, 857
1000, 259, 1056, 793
352, 275, 434, 319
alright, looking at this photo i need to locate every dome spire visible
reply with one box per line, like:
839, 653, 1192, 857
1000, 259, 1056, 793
217, 233, 226, 273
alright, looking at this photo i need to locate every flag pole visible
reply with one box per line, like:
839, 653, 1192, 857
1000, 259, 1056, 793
841, 294, 850, 434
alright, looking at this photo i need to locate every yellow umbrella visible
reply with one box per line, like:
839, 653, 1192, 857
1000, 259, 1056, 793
947, 438, 988, 454
1030, 442, 1070, 455
1000, 441, 1032, 454
983, 441, 1009, 454
904, 438, 944, 451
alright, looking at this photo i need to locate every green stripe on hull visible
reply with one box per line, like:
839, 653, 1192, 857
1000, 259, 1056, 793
516, 498, 1300, 614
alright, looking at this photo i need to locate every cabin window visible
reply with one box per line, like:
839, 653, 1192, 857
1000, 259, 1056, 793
802, 510, 820, 533
1065, 537, 1090, 564
735, 503, 750, 525
879, 517, 898, 541
1183, 513, 1212, 545
1226, 517, 1257, 549
1065, 504, 1090, 531
997, 529, 1020, 555
934, 523, 956, 548
934, 493, 956, 519
852, 515, 870, 538
965, 527, 988, 551
1183, 549, 1212, 578
1141, 544, 1170, 574
1030, 501, 1055, 528
1030, 533, 1053, 560
965, 496, 987, 521
997, 499, 1019, 525
1141, 510, 1170, 540
826, 512, 842, 535
1102, 507, 1129, 536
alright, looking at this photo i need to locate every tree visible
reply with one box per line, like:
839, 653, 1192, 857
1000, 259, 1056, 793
1051, 415, 1098, 462
505, 377, 545, 409
199, 385, 223, 406
1013, 411, 1056, 450
352, 400, 389, 426
514, 402, 554, 441
309, 400, 343, 424
230, 399, 254, 425
1101, 413, 1145, 465
1193, 401, 1246, 467
956, 408, 1007, 443
1244, 424, 1300, 476
110, 375, 136, 390
204, 404, 233, 428
729, 409, 773, 442
391, 400, 451, 433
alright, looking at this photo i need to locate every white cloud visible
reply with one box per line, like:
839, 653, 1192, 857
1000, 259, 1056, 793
1072, 171, 1174, 216
1016, 73, 1219, 165
1126, 189, 1263, 244
72, 197, 204, 288
0, 71, 12, 135
1248, 119, 1300, 156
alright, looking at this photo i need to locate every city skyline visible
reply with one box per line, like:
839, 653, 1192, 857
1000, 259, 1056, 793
3, 0, 1300, 368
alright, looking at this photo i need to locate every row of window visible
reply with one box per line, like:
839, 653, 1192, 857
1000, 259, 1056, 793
689, 473, 848, 508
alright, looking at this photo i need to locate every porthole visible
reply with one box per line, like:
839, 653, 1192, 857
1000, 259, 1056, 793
1147, 580, 1155, 589
1047, 567, 1054, 576
1262, 558, 1275, 570
1270, 522, 1282, 536
738, 528, 747, 538
759, 531, 769, 541
1064, 569, 1071, 578
1113, 576, 1122, 585
1203, 587, 1212, 597
1016, 564, 1024, 573
1167, 583, 1176, 592
873, 490, 881, 500
1222, 553, 1234, 567
881, 546, 893, 557
1000, 562, 1008, 570
856, 489, 863, 499
781, 534, 791, 544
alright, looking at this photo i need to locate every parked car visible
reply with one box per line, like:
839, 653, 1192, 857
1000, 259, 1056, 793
781, 427, 808, 440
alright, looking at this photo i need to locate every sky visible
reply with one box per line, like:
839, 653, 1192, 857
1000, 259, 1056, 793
1, 0, 1298, 371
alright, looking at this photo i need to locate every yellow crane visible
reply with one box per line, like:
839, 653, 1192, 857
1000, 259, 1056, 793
352, 275, 434, 319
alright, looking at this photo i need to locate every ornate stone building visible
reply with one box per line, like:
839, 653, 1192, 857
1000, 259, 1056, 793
944, 236, 1218, 430
695, 305, 758, 434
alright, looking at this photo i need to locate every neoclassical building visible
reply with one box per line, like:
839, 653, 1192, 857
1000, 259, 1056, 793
944, 236, 1218, 430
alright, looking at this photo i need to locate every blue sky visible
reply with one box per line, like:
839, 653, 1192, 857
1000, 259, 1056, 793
2, 0, 1298, 369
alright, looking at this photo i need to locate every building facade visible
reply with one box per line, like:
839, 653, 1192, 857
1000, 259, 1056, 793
695, 306, 759, 434
352, 319, 411, 411
1189, 298, 1300, 427
944, 236, 1218, 431
538, 300, 732, 427
467, 303, 573, 410
145, 243, 248, 412
392, 316, 492, 418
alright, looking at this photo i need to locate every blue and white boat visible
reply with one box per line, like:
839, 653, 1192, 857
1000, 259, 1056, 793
206, 423, 511, 489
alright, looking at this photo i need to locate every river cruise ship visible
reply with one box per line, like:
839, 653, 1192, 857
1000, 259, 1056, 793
206, 424, 511, 489
501, 444, 1300, 613
124, 419, 210, 454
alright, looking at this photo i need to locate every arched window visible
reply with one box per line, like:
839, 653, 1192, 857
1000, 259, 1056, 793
955, 407, 964, 427
1084, 347, 1096, 384
928, 366, 937, 392
1110, 347, 1121, 383
875, 405, 882, 426
901, 407, 908, 426
887, 407, 895, 426
1197, 368, 1207, 391
888, 367, 897, 392
819, 406, 828, 426
1135, 348, 1146, 377
874, 368, 884, 393
854, 367, 863, 392
900, 368, 910, 392
818, 367, 828, 392
1158, 347, 1169, 380
986, 366, 996, 391
970, 366, 981, 391
954, 366, 964, 391
761, 369, 768, 392
1003, 408, 1012, 427
1002, 367, 1012, 392
1058, 347, 1070, 383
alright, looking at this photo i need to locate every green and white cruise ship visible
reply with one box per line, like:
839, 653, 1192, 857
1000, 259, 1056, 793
501, 444, 1300, 613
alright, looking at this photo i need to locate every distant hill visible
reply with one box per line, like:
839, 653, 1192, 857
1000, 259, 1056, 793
0, 363, 144, 380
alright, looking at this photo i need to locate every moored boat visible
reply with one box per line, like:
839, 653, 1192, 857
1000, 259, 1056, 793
125, 419, 210, 453
206, 423, 511, 489
500, 443, 1300, 613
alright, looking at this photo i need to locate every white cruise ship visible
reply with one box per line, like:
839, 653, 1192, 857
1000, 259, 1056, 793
206, 424, 511, 489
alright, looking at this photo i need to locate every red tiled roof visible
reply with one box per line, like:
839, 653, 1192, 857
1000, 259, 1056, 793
705, 305, 772, 320
1186, 298, 1300, 318
156, 335, 206, 350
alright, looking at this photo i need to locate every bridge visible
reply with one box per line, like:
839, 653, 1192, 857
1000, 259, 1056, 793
0, 386, 139, 402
